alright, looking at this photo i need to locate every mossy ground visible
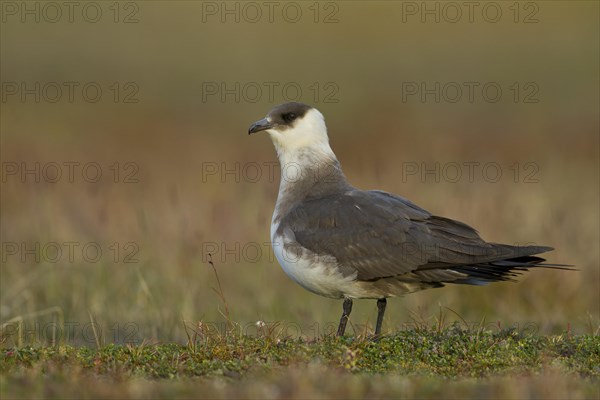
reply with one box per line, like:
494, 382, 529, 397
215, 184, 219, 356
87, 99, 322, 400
2, 327, 598, 399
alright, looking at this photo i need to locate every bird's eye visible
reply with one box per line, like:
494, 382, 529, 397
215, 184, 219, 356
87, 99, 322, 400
282, 113, 297, 123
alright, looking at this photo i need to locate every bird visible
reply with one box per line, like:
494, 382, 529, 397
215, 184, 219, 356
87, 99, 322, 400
248, 102, 567, 337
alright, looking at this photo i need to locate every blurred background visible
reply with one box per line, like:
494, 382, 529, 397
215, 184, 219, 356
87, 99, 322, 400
1, 1, 598, 346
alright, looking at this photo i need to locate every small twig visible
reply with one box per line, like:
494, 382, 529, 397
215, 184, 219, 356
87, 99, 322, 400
445, 306, 470, 331
207, 254, 233, 331
182, 317, 195, 353
436, 306, 445, 334
88, 311, 102, 349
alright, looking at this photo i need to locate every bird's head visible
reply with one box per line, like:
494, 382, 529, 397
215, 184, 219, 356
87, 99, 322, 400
249, 102, 333, 159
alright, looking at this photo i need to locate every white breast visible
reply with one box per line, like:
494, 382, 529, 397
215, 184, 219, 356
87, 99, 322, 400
270, 219, 364, 299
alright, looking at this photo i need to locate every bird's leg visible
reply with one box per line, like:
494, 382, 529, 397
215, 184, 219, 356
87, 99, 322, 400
336, 298, 353, 336
374, 298, 387, 337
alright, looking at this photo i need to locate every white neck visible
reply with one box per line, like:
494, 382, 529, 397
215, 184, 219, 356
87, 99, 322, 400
267, 107, 349, 226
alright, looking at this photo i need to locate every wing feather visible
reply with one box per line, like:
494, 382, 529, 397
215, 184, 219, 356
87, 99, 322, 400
278, 188, 553, 282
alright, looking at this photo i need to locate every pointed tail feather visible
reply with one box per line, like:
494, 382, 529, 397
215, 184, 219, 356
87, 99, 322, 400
448, 246, 574, 285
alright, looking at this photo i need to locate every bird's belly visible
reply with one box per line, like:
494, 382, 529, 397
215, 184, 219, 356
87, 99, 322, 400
272, 243, 351, 298
271, 228, 363, 298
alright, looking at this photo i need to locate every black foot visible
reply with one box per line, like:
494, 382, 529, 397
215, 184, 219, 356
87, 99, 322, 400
336, 298, 353, 336
374, 298, 387, 337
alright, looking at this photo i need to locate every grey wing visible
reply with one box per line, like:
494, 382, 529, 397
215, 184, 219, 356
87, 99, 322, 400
280, 189, 553, 283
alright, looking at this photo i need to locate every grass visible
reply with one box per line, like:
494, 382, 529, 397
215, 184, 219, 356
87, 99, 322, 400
1, 258, 598, 398
2, 326, 599, 398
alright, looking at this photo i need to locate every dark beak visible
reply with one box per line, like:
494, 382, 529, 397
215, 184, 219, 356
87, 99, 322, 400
248, 118, 274, 135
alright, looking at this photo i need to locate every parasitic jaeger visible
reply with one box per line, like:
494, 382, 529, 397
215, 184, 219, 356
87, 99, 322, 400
249, 102, 568, 337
